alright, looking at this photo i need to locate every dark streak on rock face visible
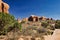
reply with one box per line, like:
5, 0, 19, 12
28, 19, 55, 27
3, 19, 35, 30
1, 3, 4, 12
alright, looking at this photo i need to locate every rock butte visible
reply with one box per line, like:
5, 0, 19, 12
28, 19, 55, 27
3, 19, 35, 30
22, 15, 53, 22
0, 0, 9, 13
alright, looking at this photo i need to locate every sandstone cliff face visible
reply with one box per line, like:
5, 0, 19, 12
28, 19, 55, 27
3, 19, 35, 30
0, 0, 9, 13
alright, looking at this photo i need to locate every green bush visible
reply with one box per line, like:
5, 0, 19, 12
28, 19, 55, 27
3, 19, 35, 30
0, 12, 22, 35
55, 20, 60, 29
41, 22, 49, 28
13, 22, 22, 31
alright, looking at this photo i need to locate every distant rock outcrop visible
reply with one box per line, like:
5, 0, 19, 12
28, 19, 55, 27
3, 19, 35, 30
22, 15, 53, 22
22, 18, 28, 22
39, 16, 46, 21
0, 0, 9, 13
28, 15, 39, 22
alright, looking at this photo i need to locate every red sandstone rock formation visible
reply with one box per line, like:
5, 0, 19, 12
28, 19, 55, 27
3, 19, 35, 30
28, 15, 39, 22
22, 15, 53, 22
0, 0, 9, 13
22, 18, 28, 22
39, 16, 46, 21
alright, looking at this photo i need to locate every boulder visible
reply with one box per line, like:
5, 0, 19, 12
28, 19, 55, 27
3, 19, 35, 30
0, 0, 9, 13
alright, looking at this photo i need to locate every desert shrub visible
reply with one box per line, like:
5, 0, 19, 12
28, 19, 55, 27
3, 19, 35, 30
41, 22, 49, 28
37, 28, 46, 33
13, 22, 22, 31
0, 12, 15, 35
47, 25, 55, 30
55, 20, 60, 29
0, 12, 22, 35
21, 21, 26, 24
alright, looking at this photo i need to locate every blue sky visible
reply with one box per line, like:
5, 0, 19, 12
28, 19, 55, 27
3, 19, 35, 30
3, 0, 60, 20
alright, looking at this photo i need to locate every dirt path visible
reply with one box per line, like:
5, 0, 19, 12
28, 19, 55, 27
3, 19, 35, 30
44, 29, 60, 40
